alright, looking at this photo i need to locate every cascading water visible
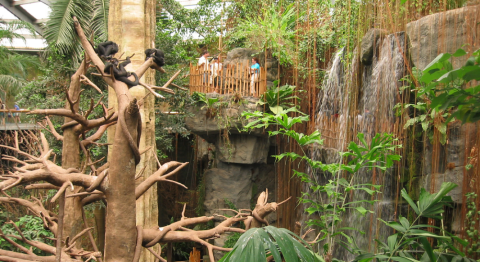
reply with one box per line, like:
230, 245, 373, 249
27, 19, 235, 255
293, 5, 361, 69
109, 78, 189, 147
305, 32, 410, 261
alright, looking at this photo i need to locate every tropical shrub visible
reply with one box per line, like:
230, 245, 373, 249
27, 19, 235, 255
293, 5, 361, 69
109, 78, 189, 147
257, 82, 300, 114
413, 48, 480, 124
242, 105, 402, 258
352, 182, 476, 262
0, 215, 54, 256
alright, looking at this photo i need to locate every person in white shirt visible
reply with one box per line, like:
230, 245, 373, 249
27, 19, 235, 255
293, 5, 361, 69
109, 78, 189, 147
198, 51, 210, 84
210, 57, 222, 93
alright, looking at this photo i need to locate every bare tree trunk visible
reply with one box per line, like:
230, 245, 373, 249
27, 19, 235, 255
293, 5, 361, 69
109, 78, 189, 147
108, 1, 158, 261
62, 62, 88, 248
103, 95, 140, 262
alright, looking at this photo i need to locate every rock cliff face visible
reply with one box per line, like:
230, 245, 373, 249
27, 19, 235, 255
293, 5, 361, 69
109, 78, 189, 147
185, 94, 276, 259
311, 5, 480, 261
406, 5, 480, 70
406, 5, 480, 234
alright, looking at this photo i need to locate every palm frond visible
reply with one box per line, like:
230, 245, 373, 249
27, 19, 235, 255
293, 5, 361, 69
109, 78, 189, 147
44, 0, 93, 59
0, 53, 41, 78
0, 20, 38, 43
0, 75, 25, 99
91, 0, 110, 42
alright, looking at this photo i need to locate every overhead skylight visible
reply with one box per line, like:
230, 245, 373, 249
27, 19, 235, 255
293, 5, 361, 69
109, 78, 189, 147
0, 6, 17, 20
20, 2, 50, 20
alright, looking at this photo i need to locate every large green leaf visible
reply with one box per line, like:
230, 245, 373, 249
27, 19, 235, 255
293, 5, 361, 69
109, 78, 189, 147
220, 226, 319, 262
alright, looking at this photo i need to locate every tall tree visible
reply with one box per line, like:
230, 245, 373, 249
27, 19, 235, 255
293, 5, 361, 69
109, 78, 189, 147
107, 0, 158, 261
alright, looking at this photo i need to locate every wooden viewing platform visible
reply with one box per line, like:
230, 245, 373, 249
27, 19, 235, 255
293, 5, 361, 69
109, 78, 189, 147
189, 63, 267, 97
0, 123, 39, 131
0, 110, 39, 131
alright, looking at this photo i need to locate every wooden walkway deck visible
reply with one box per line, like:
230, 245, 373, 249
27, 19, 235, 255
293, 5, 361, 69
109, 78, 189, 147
0, 123, 39, 131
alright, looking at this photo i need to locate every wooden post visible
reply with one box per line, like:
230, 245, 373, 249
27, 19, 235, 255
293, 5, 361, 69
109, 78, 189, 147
167, 242, 173, 262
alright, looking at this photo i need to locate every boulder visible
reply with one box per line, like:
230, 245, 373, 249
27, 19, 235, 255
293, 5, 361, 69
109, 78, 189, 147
184, 94, 267, 142
203, 165, 253, 217
406, 5, 480, 70
216, 134, 270, 164
421, 167, 464, 204
223, 48, 279, 82
361, 28, 387, 65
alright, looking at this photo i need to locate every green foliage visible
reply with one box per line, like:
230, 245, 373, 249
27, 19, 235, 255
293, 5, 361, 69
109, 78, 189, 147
220, 226, 321, 262
242, 108, 401, 256
257, 83, 300, 114
196, 92, 220, 109
0, 20, 37, 43
223, 232, 243, 249
399, 69, 449, 145
0, 21, 42, 109
161, 0, 223, 40
159, 0, 225, 61
224, 199, 238, 211
400, 48, 480, 144
416, 48, 480, 124
195, 176, 206, 216
44, 0, 110, 61
464, 192, 480, 255
0, 215, 54, 256
353, 182, 474, 262
227, 3, 298, 65
153, 65, 195, 159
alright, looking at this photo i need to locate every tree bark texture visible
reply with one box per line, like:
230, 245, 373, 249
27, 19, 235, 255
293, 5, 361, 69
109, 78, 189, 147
108, 1, 158, 261
103, 92, 140, 262
62, 61, 88, 249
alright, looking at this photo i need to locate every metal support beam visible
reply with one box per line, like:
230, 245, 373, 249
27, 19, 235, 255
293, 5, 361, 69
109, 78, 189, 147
0, 0, 43, 35
12, 0, 39, 6
38, 0, 50, 6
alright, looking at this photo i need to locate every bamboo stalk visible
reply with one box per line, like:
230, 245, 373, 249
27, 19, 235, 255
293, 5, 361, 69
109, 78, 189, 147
235, 63, 239, 96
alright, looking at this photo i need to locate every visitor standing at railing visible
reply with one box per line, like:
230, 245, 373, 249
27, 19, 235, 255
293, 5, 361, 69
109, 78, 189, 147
198, 50, 210, 84
250, 57, 260, 96
210, 57, 222, 93
14, 103, 21, 123
0, 101, 5, 125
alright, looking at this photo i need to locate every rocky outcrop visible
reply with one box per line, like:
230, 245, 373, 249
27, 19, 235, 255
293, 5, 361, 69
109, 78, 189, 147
361, 28, 387, 65
216, 134, 269, 164
185, 94, 265, 141
406, 5, 480, 70
185, 94, 276, 259
222, 48, 279, 86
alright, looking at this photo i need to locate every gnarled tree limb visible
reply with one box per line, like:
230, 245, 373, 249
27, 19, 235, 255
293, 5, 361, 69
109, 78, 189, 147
135, 161, 189, 199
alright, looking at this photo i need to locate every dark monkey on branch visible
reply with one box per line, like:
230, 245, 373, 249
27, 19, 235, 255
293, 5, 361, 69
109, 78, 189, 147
94, 41, 119, 60
144, 48, 165, 67
104, 56, 139, 87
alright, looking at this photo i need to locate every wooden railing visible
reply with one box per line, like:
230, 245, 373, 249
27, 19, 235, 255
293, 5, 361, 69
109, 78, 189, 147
189, 63, 267, 97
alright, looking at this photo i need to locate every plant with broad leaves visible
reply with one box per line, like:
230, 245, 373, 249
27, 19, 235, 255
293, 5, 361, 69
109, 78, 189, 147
219, 226, 322, 262
194, 92, 220, 118
257, 82, 301, 114
352, 182, 475, 262
398, 67, 449, 145
416, 48, 480, 124
242, 108, 401, 257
